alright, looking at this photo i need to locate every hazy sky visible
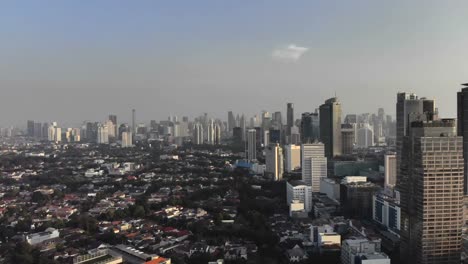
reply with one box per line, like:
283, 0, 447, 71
2, 0, 468, 127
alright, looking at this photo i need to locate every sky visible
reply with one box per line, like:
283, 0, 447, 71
1, 0, 468, 127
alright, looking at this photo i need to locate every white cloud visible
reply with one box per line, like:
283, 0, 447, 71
272, 44, 308, 62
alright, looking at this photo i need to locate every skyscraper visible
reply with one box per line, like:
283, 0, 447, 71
121, 131, 133, 147
247, 129, 257, 161
341, 123, 354, 155
399, 119, 463, 264
228, 111, 235, 134
265, 143, 283, 181
285, 144, 301, 172
27, 120, 34, 137
193, 122, 204, 145
300, 112, 319, 143
457, 84, 468, 194
301, 142, 327, 193
97, 123, 109, 144
319, 97, 342, 158
132, 109, 136, 134
287, 103, 294, 139
109, 114, 117, 137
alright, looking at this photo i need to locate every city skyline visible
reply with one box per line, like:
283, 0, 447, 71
2, 1, 468, 126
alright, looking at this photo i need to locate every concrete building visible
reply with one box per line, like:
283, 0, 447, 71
265, 143, 283, 181
301, 112, 319, 143
341, 177, 380, 219
373, 190, 400, 235
319, 97, 342, 158
121, 132, 133, 147
285, 144, 301, 172
193, 122, 203, 145
341, 238, 389, 264
320, 178, 340, 201
246, 129, 257, 161
357, 124, 374, 148
97, 123, 109, 144
26, 228, 60, 246
341, 123, 355, 155
301, 142, 327, 192
286, 180, 312, 213
399, 118, 463, 264
384, 153, 396, 188
457, 84, 468, 194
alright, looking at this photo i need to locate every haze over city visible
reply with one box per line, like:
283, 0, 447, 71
2, 0, 468, 126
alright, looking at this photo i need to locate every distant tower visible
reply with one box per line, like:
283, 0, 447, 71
97, 123, 109, 144
121, 131, 133, 147
265, 143, 283, 181
193, 123, 204, 145
300, 112, 319, 143
247, 129, 257, 161
287, 103, 294, 140
384, 153, 396, 188
319, 97, 342, 158
341, 123, 355, 155
132, 109, 136, 134
109, 114, 117, 137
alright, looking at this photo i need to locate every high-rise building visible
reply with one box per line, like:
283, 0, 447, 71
300, 112, 319, 143
357, 124, 374, 148
121, 131, 133, 147
27, 120, 35, 137
457, 84, 468, 194
384, 153, 397, 188
285, 144, 301, 172
193, 123, 204, 145
287, 103, 294, 139
341, 123, 355, 155
33, 122, 42, 139
214, 122, 221, 145
109, 114, 117, 137
341, 239, 389, 264
340, 177, 379, 219
265, 143, 283, 181
319, 97, 342, 158
97, 124, 109, 144
48, 123, 61, 143
301, 142, 327, 193
399, 118, 463, 264
272, 111, 282, 127
232, 127, 243, 146
132, 109, 136, 134
228, 111, 235, 134
207, 120, 215, 145
247, 129, 257, 161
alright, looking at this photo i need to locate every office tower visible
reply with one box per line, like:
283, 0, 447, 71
97, 124, 109, 144
384, 153, 397, 188
458, 84, 468, 194
247, 129, 257, 161
396, 93, 433, 182
290, 126, 301, 145
105, 120, 116, 140
232, 127, 242, 146
118, 123, 130, 140
261, 111, 271, 130
287, 103, 294, 138
228, 111, 235, 134
214, 122, 221, 145
399, 119, 463, 264
206, 120, 215, 144
286, 180, 312, 212
193, 123, 204, 145
132, 109, 136, 134
285, 144, 301, 172
240, 114, 246, 141
263, 130, 270, 146
373, 190, 401, 235
301, 142, 327, 192
48, 123, 61, 143
319, 97, 342, 158
341, 124, 354, 155
357, 123, 374, 148
86, 122, 98, 143
71, 128, 81, 142
109, 114, 117, 136
300, 112, 319, 143
33, 122, 42, 139
265, 143, 283, 181
340, 177, 379, 219
121, 132, 133, 147
27, 120, 34, 137
42, 123, 49, 140
269, 129, 281, 144
272, 111, 282, 127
